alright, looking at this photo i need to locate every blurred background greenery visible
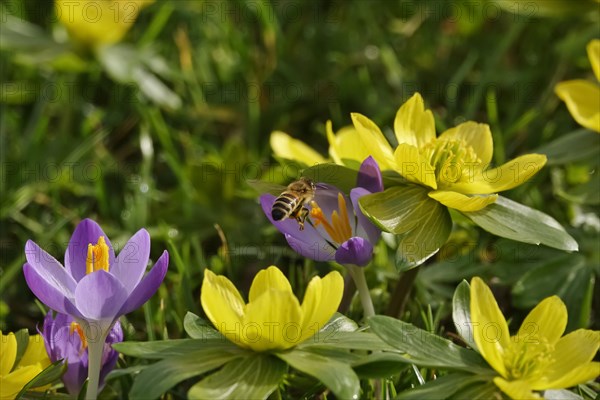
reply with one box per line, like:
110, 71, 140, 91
1, 0, 598, 356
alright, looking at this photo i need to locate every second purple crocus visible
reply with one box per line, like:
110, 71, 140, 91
41, 311, 123, 395
260, 156, 383, 267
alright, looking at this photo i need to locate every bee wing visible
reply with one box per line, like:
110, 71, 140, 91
247, 179, 287, 195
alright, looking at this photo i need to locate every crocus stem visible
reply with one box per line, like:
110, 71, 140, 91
347, 264, 375, 318
85, 330, 109, 400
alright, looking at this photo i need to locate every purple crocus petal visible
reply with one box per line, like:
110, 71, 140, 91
260, 194, 332, 252
357, 156, 383, 193
25, 240, 77, 295
61, 333, 88, 395
23, 263, 77, 316
74, 270, 129, 322
350, 187, 381, 245
118, 250, 169, 315
284, 234, 336, 262
335, 237, 374, 267
313, 185, 356, 218
40, 311, 55, 358
110, 229, 151, 294
64, 219, 116, 282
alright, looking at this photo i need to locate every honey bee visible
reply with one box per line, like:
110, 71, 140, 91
271, 177, 316, 230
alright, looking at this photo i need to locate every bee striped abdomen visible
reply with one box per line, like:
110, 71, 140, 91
272, 193, 299, 221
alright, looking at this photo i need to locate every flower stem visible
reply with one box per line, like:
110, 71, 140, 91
347, 264, 375, 318
85, 330, 109, 400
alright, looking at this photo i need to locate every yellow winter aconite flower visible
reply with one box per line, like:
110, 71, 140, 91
470, 277, 600, 399
201, 266, 343, 352
555, 39, 600, 133
55, 0, 154, 48
270, 122, 371, 169
350, 93, 547, 211
270, 131, 326, 165
0, 332, 51, 400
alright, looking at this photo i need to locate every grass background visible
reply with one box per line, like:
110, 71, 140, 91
1, 0, 598, 370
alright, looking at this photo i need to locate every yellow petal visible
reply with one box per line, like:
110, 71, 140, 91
200, 269, 246, 347
326, 121, 372, 167
394, 143, 437, 189
540, 329, 600, 387
242, 289, 303, 351
470, 277, 510, 378
493, 377, 541, 400
56, 0, 152, 48
0, 332, 17, 376
0, 365, 43, 399
249, 266, 293, 302
535, 362, 600, 390
270, 131, 326, 166
17, 335, 50, 369
555, 80, 600, 133
449, 154, 547, 194
588, 39, 600, 82
394, 93, 436, 148
437, 122, 494, 165
351, 113, 396, 170
299, 271, 344, 343
428, 190, 497, 212
515, 296, 566, 346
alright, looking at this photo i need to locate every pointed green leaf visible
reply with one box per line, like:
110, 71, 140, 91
184, 312, 224, 339
16, 360, 67, 398
114, 338, 237, 359
128, 344, 246, 400
302, 163, 358, 193
359, 186, 452, 269
452, 280, 478, 351
451, 380, 499, 399
188, 354, 286, 400
352, 352, 410, 379
512, 254, 593, 331
300, 331, 394, 351
536, 129, 600, 165
319, 313, 359, 335
13, 329, 29, 370
276, 349, 360, 399
369, 316, 491, 373
543, 389, 584, 400
98, 44, 181, 110
462, 196, 578, 251
396, 373, 488, 400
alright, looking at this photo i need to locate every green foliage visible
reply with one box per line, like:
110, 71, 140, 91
2, 0, 598, 398
463, 196, 578, 251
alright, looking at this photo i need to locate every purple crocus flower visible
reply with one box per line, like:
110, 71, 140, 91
23, 218, 168, 399
261, 156, 383, 267
40, 311, 123, 395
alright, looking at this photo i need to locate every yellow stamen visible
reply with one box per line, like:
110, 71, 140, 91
337, 192, 352, 240
69, 321, 88, 349
309, 193, 353, 244
85, 236, 110, 274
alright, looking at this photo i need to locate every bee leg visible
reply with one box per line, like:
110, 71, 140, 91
296, 208, 309, 231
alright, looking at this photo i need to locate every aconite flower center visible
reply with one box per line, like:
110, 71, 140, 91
503, 337, 554, 380
421, 139, 482, 187
86, 236, 110, 274
310, 193, 352, 245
